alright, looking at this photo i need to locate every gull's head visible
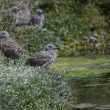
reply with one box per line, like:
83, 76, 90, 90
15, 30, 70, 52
36, 9, 43, 15
44, 44, 58, 51
11, 6, 18, 13
0, 31, 10, 39
20, 3, 29, 10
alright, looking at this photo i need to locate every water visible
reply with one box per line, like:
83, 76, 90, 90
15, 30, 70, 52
68, 73, 110, 110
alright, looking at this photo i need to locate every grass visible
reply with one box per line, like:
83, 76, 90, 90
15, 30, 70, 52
0, 64, 70, 110
52, 55, 110, 78
0, 55, 110, 109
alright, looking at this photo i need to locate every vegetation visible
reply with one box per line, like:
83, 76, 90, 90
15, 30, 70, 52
0, 0, 110, 56
0, 0, 110, 109
0, 58, 70, 110
53, 55, 110, 78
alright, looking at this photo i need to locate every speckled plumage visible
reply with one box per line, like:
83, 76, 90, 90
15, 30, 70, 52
0, 31, 23, 60
16, 3, 31, 26
30, 9, 45, 28
25, 44, 57, 68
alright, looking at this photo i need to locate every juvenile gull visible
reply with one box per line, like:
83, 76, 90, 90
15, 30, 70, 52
25, 44, 58, 68
16, 3, 31, 26
30, 9, 45, 28
0, 31, 23, 63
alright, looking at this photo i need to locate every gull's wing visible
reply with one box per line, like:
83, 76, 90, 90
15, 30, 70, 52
25, 51, 52, 66
0, 38, 22, 50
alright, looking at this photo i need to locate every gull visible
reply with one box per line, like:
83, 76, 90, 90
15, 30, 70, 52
25, 44, 58, 68
0, 31, 23, 63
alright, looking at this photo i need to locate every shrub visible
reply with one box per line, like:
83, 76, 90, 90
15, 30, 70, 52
0, 0, 109, 56
0, 63, 71, 110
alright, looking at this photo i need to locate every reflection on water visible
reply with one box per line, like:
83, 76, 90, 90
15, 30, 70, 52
68, 73, 110, 110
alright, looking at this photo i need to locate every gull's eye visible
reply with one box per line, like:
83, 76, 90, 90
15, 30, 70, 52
2, 32, 5, 35
48, 45, 52, 48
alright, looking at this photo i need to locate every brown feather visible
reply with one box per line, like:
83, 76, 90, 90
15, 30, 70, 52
16, 3, 31, 26
0, 37, 23, 60
25, 50, 57, 67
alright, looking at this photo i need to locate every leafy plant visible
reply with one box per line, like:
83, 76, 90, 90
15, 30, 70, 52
0, 61, 71, 110
0, 0, 109, 56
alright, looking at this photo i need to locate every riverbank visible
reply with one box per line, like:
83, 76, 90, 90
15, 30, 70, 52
53, 55, 110, 78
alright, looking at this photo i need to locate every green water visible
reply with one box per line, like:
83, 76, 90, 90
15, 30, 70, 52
68, 73, 110, 110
